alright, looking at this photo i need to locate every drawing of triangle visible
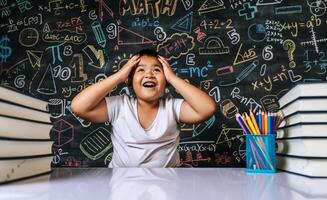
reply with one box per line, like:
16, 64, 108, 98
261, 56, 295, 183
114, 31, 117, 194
37, 63, 57, 95
233, 44, 251, 65
171, 12, 193, 33
27, 50, 43, 68
118, 26, 154, 45
233, 44, 246, 65
198, 0, 225, 14
43, 23, 50, 32
234, 54, 244, 65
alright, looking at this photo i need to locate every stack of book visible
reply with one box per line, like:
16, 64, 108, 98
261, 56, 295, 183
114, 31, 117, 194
0, 86, 53, 184
276, 82, 327, 177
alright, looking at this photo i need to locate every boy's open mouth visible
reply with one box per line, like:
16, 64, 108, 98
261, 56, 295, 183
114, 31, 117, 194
142, 81, 156, 88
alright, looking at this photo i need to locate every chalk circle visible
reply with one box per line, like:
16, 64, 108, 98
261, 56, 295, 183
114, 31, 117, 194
60, 67, 71, 81
308, 0, 326, 16
19, 28, 39, 47
248, 24, 266, 42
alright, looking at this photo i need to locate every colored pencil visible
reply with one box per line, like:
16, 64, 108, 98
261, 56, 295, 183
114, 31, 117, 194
264, 112, 268, 134
241, 114, 252, 134
250, 111, 260, 134
261, 111, 264, 134
267, 112, 271, 134
276, 112, 284, 129
245, 113, 257, 134
271, 113, 276, 133
258, 111, 262, 133
236, 113, 250, 134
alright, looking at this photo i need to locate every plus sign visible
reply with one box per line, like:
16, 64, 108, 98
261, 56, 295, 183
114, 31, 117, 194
259, 81, 264, 87
238, 2, 258, 20
313, 60, 319, 66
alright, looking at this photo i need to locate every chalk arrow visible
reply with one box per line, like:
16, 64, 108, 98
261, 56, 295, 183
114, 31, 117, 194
82, 45, 105, 69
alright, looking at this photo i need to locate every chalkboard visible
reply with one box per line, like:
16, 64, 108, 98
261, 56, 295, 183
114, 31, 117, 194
1, 0, 326, 167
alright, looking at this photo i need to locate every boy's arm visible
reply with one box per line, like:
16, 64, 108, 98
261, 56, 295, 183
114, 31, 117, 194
158, 56, 217, 124
71, 55, 140, 123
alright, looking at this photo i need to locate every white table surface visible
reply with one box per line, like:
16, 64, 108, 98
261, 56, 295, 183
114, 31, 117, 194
0, 168, 326, 200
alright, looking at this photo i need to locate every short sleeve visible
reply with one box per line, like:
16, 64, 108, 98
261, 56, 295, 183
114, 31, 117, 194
105, 95, 124, 123
172, 98, 184, 123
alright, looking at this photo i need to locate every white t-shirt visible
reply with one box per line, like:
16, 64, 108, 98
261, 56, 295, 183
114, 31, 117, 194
105, 95, 184, 167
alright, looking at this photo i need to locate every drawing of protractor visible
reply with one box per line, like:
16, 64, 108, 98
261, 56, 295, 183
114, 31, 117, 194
199, 37, 229, 55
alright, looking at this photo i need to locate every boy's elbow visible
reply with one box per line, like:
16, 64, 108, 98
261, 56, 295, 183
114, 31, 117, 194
199, 100, 217, 122
71, 99, 84, 116
212, 102, 217, 116
209, 101, 217, 117
207, 99, 217, 117
70, 101, 79, 114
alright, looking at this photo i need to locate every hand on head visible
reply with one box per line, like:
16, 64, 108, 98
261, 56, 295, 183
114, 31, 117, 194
118, 53, 175, 86
158, 56, 175, 83
118, 54, 140, 83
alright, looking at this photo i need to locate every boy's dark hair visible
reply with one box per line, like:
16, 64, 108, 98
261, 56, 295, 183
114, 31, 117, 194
134, 49, 159, 57
127, 49, 162, 86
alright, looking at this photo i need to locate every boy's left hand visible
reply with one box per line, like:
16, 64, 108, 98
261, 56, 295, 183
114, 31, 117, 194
158, 56, 176, 83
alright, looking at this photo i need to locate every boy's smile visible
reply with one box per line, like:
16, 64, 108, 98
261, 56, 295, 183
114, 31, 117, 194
142, 81, 156, 88
132, 55, 166, 102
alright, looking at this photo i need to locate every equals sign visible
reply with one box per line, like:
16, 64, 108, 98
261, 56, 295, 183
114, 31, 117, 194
179, 69, 189, 74
299, 23, 305, 27
272, 76, 279, 82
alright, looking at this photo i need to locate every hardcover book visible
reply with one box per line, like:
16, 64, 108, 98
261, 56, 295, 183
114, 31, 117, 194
279, 82, 327, 108
276, 155, 327, 178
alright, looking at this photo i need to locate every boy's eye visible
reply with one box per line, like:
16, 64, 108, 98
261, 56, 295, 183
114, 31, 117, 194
137, 68, 144, 72
154, 68, 161, 72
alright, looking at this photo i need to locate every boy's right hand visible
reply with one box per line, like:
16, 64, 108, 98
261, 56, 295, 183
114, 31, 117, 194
117, 55, 140, 83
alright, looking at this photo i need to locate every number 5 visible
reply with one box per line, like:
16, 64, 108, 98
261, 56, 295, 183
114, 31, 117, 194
227, 29, 240, 45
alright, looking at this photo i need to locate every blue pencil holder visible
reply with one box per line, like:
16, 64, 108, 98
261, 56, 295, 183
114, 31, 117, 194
246, 134, 276, 173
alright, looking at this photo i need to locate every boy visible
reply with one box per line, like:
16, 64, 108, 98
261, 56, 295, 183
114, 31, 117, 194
71, 49, 216, 167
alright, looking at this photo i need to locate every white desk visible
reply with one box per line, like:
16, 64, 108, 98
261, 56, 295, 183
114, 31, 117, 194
0, 168, 326, 200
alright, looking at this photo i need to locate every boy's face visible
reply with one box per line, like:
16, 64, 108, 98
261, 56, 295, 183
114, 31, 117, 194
132, 55, 166, 102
